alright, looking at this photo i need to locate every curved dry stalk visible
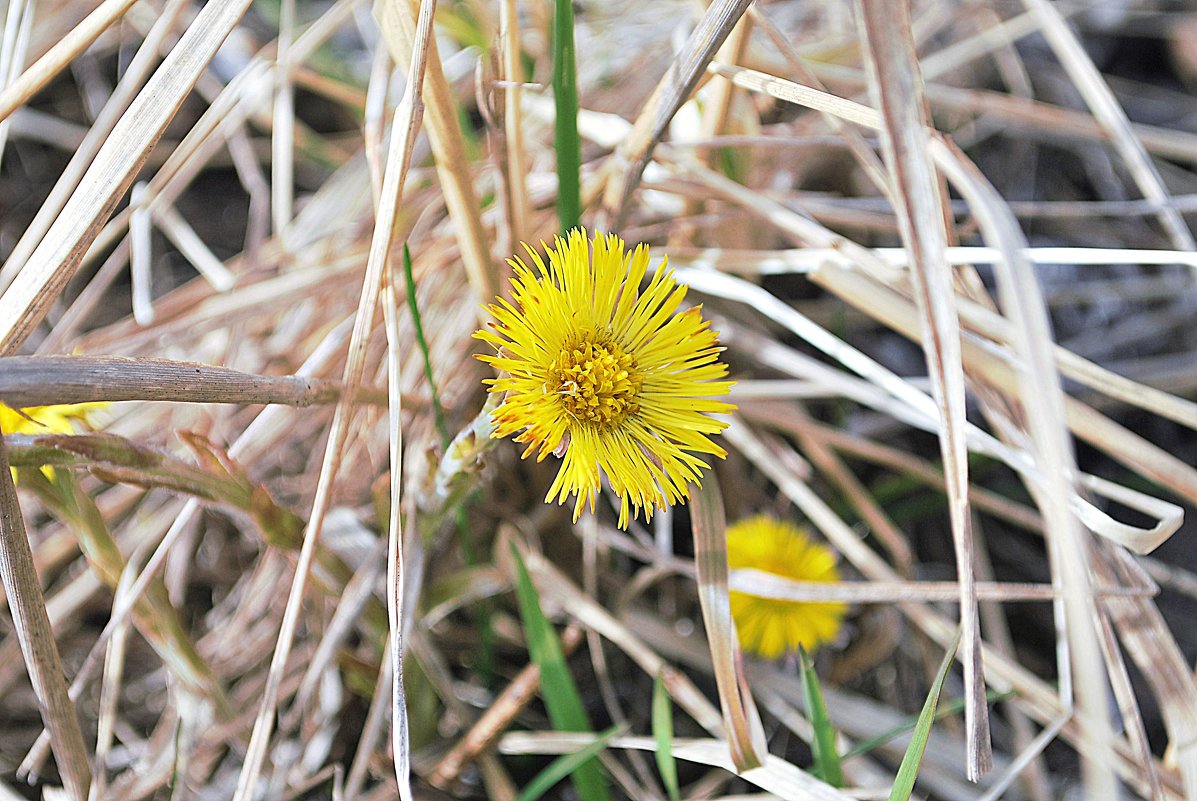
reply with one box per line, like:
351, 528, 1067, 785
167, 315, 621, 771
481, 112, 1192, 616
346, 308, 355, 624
855, 0, 990, 776
0, 434, 91, 801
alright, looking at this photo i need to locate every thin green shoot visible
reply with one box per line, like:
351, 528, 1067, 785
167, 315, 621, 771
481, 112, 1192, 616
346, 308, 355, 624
515, 724, 627, 801
652, 671, 680, 801
551, 0, 581, 232
510, 544, 610, 801
888, 628, 963, 801
799, 646, 845, 787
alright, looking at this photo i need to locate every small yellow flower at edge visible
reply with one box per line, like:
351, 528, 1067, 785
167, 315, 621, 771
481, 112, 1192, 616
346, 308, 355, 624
1, 402, 108, 479
727, 515, 847, 660
475, 229, 735, 528
0, 402, 108, 436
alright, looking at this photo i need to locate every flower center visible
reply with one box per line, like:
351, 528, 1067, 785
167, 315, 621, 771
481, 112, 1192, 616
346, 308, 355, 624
550, 334, 643, 429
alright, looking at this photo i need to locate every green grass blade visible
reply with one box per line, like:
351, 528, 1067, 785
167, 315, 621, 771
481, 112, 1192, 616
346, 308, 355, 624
798, 647, 844, 788
515, 724, 627, 801
401, 244, 449, 448
888, 628, 963, 801
842, 690, 1016, 761
510, 545, 610, 801
551, 0, 581, 232
652, 671, 680, 801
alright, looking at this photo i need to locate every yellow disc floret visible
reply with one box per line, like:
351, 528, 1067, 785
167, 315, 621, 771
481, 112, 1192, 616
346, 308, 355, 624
550, 334, 643, 428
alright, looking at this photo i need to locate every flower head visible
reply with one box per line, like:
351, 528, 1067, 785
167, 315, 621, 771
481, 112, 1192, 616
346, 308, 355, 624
475, 229, 734, 528
727, 515, 846, 660
0, 402, 107, 436
1, 402, 108, 479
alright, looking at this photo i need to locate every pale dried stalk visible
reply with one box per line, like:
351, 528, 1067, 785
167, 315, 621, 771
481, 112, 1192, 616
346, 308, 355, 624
600, 0, 753, 225
231, 0, 433, 794
0, 433, 91, 801
855, 0, 990, 776
1019, 0, 1194, 251
690, 474, 767, 771
727, 574, 1151, 603
0, 0, 255, 354
383, 3, 438, 797
374, 0, 494, 300
500, 0, 530, 246
129, 181, 155, 324
272, 0, 297, 239
0, 0, 138, 124
498, 734, 856, 801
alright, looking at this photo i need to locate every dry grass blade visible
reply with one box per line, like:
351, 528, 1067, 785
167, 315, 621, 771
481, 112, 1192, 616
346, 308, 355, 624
374, 0, 494, 301
272, 0, 297, 239
1019, 0, 1195, 251
0, 355, 374, 407
0, 0, 255, 354
690, 475, 766, 771
0, 433, 91, 801
381, 3, 439, 798
0, 0, 190, 294
0, 0, 137, 125
927, 139, 1120, 800
498, 734, 857, 801
230, 0, 433, 789
855, 0, 990, 777
500, 0, 530, 246
600, 0, 752, 225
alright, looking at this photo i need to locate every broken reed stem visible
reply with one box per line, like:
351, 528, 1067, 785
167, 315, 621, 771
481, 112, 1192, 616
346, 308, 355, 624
0, 356, 385, 408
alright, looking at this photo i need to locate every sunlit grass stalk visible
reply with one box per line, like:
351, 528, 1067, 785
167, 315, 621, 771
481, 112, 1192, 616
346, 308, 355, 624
551, 0, 581, 232
515, 723, 626, 801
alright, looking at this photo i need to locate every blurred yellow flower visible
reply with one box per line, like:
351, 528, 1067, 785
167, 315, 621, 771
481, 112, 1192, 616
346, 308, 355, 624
1, 402, 108, 478
727, 515, 847, 660
0, 402, 107, 435
476, 229, 734, 528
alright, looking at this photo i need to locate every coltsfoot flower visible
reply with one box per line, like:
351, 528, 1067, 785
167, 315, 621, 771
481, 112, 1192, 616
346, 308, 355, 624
727, 515, 846, 659
0, 402, 107, 436
1, 401, 108, 478
475, 229, 734, 528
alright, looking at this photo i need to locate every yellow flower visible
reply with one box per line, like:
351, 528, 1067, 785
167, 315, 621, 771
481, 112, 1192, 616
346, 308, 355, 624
475, 229, 735, 528
727, 515, 846, 660
0, 402, 107, 435
2, 402, 108, 478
